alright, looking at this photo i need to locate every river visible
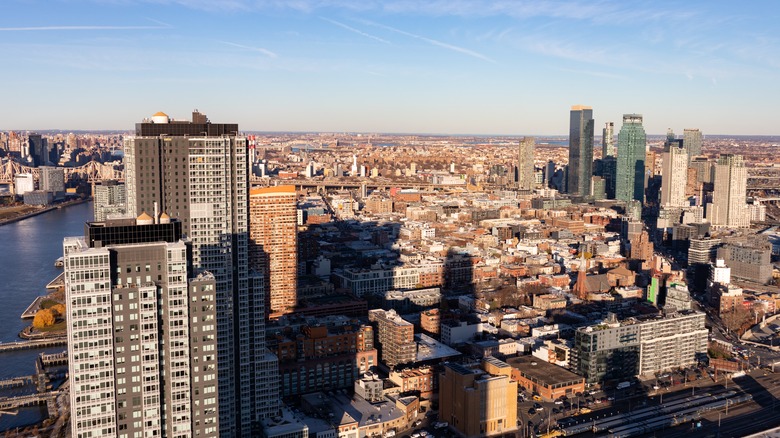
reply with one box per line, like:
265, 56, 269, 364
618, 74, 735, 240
0, 201, 92, 431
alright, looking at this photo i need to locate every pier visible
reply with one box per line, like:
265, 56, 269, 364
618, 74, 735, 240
39, 351, 67, 368
0, 391, 59, 411
0, 375, 35, 390
0, 338, 66, 353
46, 272, 64, 290
20, 296, 46, 319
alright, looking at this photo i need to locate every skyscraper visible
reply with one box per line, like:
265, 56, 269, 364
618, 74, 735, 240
615, 114, 646, 203
28, 133, 48, 167
517, 136, 535, 192
709, 154, 749, 228
660, 140, 688, 207
683, 128, 703, 163
602, 121, 615, 158
124, 111, 278, 436
64, 217, 219, 438
249, 186, 298, 319
567, 106, 594, 197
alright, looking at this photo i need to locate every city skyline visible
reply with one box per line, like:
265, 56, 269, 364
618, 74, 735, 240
2, 1, 780, 135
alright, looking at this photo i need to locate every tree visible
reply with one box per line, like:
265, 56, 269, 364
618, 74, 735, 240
33, 308, 56, 329
50, 303, 66, 318
721, 305, 752, 336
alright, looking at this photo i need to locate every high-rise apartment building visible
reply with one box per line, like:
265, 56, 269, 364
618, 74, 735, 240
567, 105, 594, 197
517, 137, 535, 192
368, 309, 417, 369
615, 114, 646, 203
602, 121, 615, 158
571, 310, 707, 383
660, 140, 688, 207
94, 180, 127, 221
683, 128, 703, 163
249, 186, 298, 319
709, 154, 749, 229
124, 111, 278, 436
439, 357, 518, 438
64, 217, 219, 438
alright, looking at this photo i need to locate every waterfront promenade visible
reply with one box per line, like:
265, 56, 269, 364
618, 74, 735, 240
0, 198, 88, 227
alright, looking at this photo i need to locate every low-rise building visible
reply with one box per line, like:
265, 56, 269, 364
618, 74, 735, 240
508, 356, 584, 401
439, 358, 518, 438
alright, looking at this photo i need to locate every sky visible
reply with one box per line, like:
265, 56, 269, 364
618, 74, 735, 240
1, 0, 779, 135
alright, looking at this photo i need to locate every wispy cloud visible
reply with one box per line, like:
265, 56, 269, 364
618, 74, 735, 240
220, 41, 278, 58
320, 17, 390, 44
557, 68, 625, 80
360, 20, 495, 63
0, 25, 169, 31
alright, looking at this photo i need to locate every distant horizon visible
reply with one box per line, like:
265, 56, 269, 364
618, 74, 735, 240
3, 127, 780, 140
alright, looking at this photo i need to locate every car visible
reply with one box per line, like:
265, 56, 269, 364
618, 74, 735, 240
607, 396, 615, 401
595, 399, 602, 404
413, 420, 422, 427
411, 434, 420, 438
554, 400, 563, 405
653, 385, 660, 390
528, 408, 536, 415
533, 403, 542, 409
532, 395, 542, 401
419, 431, 428, 437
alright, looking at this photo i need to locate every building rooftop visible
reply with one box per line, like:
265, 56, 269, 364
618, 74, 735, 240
415, 333, 461, 362
507, 355, 583, 386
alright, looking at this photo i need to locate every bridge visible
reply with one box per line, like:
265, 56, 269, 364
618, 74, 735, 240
0, 159, 123, 185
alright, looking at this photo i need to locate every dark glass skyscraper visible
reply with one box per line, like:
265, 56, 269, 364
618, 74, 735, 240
567, 105, 594, 197
616, 114, 646, 203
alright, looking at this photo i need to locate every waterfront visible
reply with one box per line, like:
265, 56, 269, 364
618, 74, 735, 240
0, 201, 92, 431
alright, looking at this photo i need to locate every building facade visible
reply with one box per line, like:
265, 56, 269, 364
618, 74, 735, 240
124, 111, 278, 436
717, 237, 773, 284
660, 140, 688, 208
94, 180, 127, 221
615, 114, 646, 203
567, 106, 594, 197
249, 186, 299, 319
64, 217, 219, 438
602, 121, 615, 158
709, 154, 749, 229
683, 128, 703, 164
517, 137, 536, 192
571, 311, 707, 383
439, 358, 518, 438
368, 309, 417, 369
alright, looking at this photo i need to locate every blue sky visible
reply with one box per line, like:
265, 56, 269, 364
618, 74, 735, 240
1, 0, 779, 135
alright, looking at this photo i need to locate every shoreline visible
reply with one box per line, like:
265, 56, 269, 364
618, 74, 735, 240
0, 198, 90, 227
